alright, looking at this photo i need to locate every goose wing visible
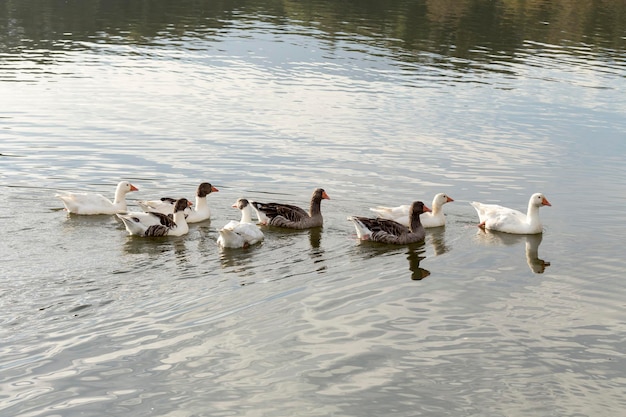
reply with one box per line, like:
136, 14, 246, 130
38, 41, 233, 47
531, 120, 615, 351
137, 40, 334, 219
256, 203, 309, 222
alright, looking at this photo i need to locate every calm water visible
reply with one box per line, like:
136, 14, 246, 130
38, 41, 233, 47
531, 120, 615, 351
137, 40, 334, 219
2, 1, 626, 416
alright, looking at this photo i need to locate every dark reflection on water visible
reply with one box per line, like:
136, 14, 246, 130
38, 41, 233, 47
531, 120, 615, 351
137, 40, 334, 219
407, 246, 430, 280
353, 240, 430, 281
1, 0, 624, 75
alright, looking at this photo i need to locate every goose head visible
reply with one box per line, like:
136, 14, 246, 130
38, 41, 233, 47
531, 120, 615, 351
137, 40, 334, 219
174, 198, 193, 213
410, 201, 431, 217
314, 188, 331, 200
117, 181, 139, 194
433, 193, 454, 207
197, 182, 219, 198
530, 193, 551, 208
233, 198, 254, 223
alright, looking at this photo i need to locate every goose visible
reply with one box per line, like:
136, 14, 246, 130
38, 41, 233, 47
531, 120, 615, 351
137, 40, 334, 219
217, 198, 265, 248
251, 188, 330, 229
56, 181, 139, 215
118, 207, 185, 229
470, 193, 551, 234
117, 198, 192, 237
370, 193, 454, 228
348, 201, 431, 244
137, 182, 218, 223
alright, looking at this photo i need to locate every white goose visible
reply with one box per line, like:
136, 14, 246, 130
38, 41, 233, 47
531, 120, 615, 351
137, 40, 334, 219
370, 193, 454, 228
137, 182, 218, 223
117, 198, 192, 237
56, 181, 139, 215
217, 198, 264, 248
471, 193, 551, 234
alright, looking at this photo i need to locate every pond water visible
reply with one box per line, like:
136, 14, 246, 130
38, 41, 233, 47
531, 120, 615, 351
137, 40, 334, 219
1, 1, 626, 416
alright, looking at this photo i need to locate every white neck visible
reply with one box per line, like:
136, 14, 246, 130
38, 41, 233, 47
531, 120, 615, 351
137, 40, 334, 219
113, 186, 127, 205
195, 195, 208, 212
526, 201, 541, 227
173, 211, 189, 231
240, 206, 254, 224
431, 199, 442, 215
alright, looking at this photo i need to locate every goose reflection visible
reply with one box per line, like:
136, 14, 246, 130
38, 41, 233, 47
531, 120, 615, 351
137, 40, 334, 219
309, 227, 322, 249
476, 229, 550, 273
308, 227, 327, 273
354, 242, 430, 281
218, 242, 258, 269
407, 244, 430, 280
122, 235, 184, 255
426, 227, 450, 256
524, 233, 550, 273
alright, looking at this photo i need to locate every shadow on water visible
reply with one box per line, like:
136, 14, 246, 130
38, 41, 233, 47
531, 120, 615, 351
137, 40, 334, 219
475, 229, 550, 274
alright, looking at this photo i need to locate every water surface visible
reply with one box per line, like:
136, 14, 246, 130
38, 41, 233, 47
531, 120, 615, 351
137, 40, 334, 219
1, 1, 626, 416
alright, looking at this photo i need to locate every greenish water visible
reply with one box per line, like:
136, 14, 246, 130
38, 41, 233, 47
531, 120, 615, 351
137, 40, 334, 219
2, 1, 626, 416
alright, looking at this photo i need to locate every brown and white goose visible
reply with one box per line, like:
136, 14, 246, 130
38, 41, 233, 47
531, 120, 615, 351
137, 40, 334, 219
251, 188, 330, 229
217, 198, 265, 248
137, 182, 218, 223
117, 198, 192, 237
348, 201, 431, 245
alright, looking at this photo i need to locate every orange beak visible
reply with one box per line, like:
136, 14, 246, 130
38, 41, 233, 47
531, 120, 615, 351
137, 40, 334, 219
542, 197, 551, 206
322, 191, 330, 200
212, 186, 219, 192
187, 201, 193, 207
231, 204, 237, 208
423, 205, 432, 213
447, 196, 454, 202
130, 184, 139, 192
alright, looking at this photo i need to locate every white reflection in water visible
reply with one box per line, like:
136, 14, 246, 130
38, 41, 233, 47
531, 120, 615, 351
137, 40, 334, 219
474, 229, 550, 274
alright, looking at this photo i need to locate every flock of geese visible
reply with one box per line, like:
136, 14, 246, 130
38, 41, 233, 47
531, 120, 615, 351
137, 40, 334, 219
56, 181, 552, 248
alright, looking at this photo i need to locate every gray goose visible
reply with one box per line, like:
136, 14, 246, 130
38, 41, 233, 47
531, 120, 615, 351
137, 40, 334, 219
251, 188, 330, 229
348, 201, 431, 244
